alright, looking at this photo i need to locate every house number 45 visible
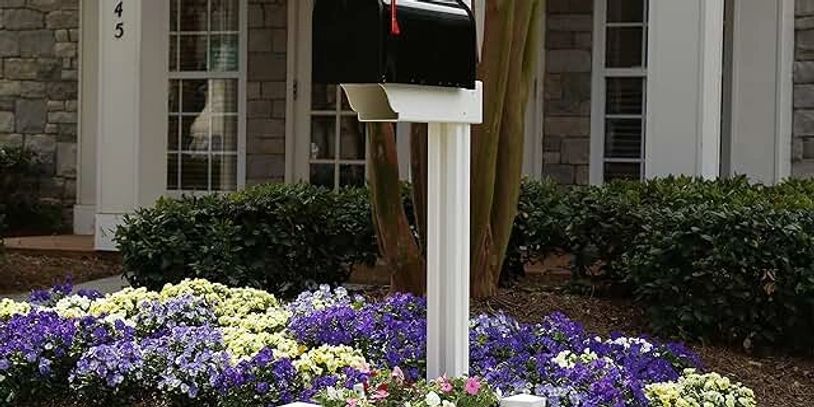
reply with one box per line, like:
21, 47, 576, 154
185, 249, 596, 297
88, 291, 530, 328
113, 1, 124, 39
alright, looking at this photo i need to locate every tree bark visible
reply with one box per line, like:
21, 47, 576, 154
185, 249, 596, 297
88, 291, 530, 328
367, 123, 425, 295
410, 123, 428, 253
470, 0, 522, 298
486, 0, 541, 294
365, 0, 543, 299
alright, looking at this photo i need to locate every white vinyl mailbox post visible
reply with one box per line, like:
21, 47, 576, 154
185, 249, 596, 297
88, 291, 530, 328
311, 0, 483, 380
341, 81, 483, 379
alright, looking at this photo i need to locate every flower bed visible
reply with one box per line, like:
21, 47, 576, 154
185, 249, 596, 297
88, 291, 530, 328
0, 280, 755, 406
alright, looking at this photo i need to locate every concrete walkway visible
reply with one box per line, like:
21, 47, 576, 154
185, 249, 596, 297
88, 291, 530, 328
3, 275, 130, 302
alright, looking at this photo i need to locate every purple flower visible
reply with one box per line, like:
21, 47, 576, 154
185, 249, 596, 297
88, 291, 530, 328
216, 351, 301, 406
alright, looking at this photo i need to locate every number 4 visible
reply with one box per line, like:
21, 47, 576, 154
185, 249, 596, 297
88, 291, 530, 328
114, 1, 123, 18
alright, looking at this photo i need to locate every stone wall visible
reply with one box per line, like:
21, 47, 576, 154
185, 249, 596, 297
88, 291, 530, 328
246, 0, 287, 185
542, 0, 593, 185
794, 0, 814, 177
0, 0, 79, 206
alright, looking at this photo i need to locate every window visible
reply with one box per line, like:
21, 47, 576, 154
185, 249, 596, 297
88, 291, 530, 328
593, 0, 649, 182
308, 85, 367, 189
167, 0, 245, 192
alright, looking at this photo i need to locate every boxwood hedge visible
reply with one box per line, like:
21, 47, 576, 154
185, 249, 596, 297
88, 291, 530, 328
116, 183, 377, 298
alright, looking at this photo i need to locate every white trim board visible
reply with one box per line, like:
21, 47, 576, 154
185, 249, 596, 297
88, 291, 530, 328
725, 0, 792, 184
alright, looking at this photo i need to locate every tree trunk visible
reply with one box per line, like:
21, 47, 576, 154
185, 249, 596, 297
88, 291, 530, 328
483, 0, 541, 296
410, 123, 428, 253
470, 0, 535, 298
366, 0, 543, 299
367, 123, 425, 295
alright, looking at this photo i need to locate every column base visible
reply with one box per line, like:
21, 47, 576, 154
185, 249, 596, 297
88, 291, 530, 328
72, 205, 96, 235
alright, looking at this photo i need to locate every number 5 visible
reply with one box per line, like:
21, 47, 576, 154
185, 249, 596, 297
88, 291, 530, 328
114, 22, 124, 39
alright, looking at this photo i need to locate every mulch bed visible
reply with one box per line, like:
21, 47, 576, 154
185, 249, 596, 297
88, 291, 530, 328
470, 274, 814, 407
0, 252, 122, 295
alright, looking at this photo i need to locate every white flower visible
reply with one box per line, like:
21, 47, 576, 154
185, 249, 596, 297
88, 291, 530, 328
425, 391, 441, 407
441, 401, 456, 407
326, 386, 344, 401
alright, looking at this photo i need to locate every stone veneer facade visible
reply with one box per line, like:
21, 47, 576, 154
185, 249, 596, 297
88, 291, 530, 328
542, 0, 593, 185
0, 0, 79, 207
246, 0, 287, 185
794, 0, 814, 177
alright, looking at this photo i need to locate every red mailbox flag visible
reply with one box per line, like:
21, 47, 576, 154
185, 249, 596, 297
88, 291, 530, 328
391, 0, 401, 35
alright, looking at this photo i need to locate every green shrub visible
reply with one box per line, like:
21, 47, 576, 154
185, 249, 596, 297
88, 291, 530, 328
563, 176, 773, 281
0, 145, 65, 235
512, 176, 814, 351
622, 203, 814, 351
502, 178, 571, 279
116, 183, 377, 297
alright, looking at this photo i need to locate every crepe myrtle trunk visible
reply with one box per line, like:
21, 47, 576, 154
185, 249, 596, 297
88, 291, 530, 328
367, 0, 542, 298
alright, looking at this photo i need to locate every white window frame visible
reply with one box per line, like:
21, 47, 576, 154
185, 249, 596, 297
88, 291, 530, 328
590, 0, 649, 184
166, 0, 248, 195
289, 0, 412, 188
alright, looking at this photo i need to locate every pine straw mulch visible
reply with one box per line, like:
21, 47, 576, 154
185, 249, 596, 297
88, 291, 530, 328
0, 252, 122, 295
469, 274, 814, 407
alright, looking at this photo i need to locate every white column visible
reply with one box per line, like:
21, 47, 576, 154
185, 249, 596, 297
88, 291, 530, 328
724, 0, 793, 184
75, 0, 99, 236
94, 0, 167, 250
426, 122, 471, 379
646, 0, 724, 179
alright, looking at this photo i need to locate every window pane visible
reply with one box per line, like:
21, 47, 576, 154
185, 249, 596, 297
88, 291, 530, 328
340, 165, 366, 188
606, 27, 644, 68
211, 0, 239, 31
311, 117, 336, 159
210, 34, 239, 72
607, 0, 645, 23
169, 35, 178, 71
606, 78, 644, 115
170, 0, 179, 31
312, 85, 338, 110
212, 155, 237, 191
167, 154, 179, 190
604, 162, 641, 181
339, 117, 366, 160
182, 114, 209, 151
181, 154, 210, 190
180, 34, 207, 71
210, 79, 238, 113
605, 118, 643, 159
169, 80, 180, 112
212, 115, 238, 152
168, 115, 180, 150
182, 80, 208, 113
179, 0, 208, 32
310, 164, 335, 189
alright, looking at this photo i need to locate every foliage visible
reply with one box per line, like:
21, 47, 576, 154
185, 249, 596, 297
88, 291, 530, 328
508, 176, 814, 352
116, 183, 377, 298
0, 279, 747, 406
0, 145, 65, 236
502, 178, 571, 280
622, 203, 814, 350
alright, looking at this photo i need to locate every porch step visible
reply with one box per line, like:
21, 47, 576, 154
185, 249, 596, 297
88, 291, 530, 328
2, 235, 106, 259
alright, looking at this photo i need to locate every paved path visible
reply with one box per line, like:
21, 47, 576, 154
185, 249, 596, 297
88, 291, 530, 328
3, 275, 130, 301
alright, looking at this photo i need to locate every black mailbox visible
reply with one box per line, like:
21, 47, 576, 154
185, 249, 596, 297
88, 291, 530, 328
313, 0, 477, 89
